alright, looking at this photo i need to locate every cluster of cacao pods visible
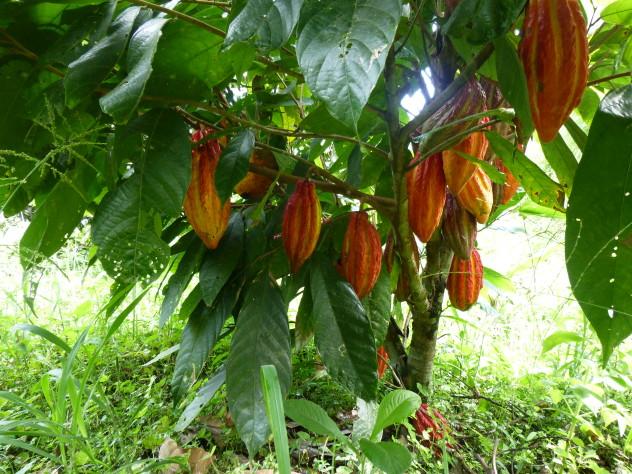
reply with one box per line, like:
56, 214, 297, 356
412, 403, 452, 455
519, 0, 588, 142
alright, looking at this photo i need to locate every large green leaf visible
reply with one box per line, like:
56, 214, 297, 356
296, 0, 401, 128
284, 399, 346, 442
310, 259, 377, 400
540, 134, 578, 196
100, 18, 169, 122
215, 129, 255, 203
487, 131, 565, 212
363, 267, 391, 346
294, 283, 314, 349
601, 0, 632, 25
20, 161, 97, 269
225, 0, 303, 51
566, 86, 632, 363
175, 367, 226, 432
64, 7, 141, 107
371, 389, 421, 440
358, 439, 412, 474
226, 275, 291, 456
200, 213, 245, 306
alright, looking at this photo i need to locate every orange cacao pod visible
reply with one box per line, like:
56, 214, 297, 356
282, 180, 321, 273
234, 149, 277, 199
407, 153, 447, 243
443, 127, 489, 195
377, 346, 389, 379
442, 194, 477, 260
519, 0, 588, 142
447, 248, 483, 311
492, 159, 520, 207
456, 166, 493, 224
339, 211, 382, 299
184, 129, 232, 249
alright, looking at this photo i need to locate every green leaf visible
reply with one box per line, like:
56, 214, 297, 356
200, 213, 245, 306
159, 239, 206, 327
20, 161, 97, 269
215, 129, 255, 203
295, 283, 314, 349
601, 0, 632, 25
483, 267, 515, 293
487, 131, 565, 212
284, 399, 346, 441
494, 34, 534, 136
542, 331, 583, 353
371, 390, 421, 440
260, 365, 291, 474
225, 0, 303, 51
64, 7, 141, 107
175, 367, 226, 432
454, 150, 506, 184
226, 275, 291, 456
100, 18, 169, 122
11, 324, 71, 353
310, 259, 378, 400
296, 0, 401, 128
540, 134, 578, 196
566, 85, 632, 363
171, 285, 237, 404
358, 439, 412, 474
363, 267, 391, 346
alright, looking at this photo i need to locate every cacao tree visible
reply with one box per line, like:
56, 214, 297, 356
1, 0, 631, 455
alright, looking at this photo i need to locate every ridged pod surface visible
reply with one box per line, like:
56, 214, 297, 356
377, 346, 389, 379
443, 126, 489, 195
184, 129, 231, 249
417, 79, 487, 153
442, 194, 477, 260
447, 248, 483, 311
492, 159, 520, 206
407, 153, 447, 243
234, 149, 277, 199
412, 403, 452, 456
282, 180, 321, 273
339, 211, 383, 299
456, 166, 493, 224
519, 0, 588, 142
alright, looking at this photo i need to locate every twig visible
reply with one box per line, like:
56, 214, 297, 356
587, 71, 632, 86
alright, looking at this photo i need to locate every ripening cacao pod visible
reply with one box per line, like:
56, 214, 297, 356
234, 149, 277, 199
282, 180, 321, 273
447, 248, 483, 311
492, 159, 520, 207
339, 211, 382, 299
407, 153, 447, 243
416, 78, 487, 154
377, 346, 389, 379
184, 129, 232, 249
519, 0, 588, 142
443, 125, 489, 195
442, 194, 477, 260
456, 166, 493, 224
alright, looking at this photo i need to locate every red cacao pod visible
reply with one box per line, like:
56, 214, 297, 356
456, 166, 493, 224
282, 180, 321, 273
416, 78, 487, 153
377, 346, 389, 379
443, 126, 489, 195
407, 153, 447, 243
442, 194, 477, 260
519, 0, 588, 142
339, 211, 383, 299
447, 248, 483, 311
234, 149, 277, 199
492, 159, 520, 207
184, 129, 232, 249
413, 404, 452, 456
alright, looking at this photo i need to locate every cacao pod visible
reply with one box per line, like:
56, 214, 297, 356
443, 125, 489, 195
407, 153, 446, 243
184, 129, 232, 249
416, 78, 487, 154
447, 248, 483, 311
339, 211, 382, 299
442, 194, 477, 260
456, 166, 493, 224
519, 0, 588, 143
234, 149, 277, 199
491, 158, 520, 207
377, 346, 389, 379
282, 180, 321, 273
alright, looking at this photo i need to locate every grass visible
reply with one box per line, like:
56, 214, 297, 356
1, 214, 632, 473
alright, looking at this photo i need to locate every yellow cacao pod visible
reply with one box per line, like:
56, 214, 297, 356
282, 180, 321, 273
456, 166, 493, 224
